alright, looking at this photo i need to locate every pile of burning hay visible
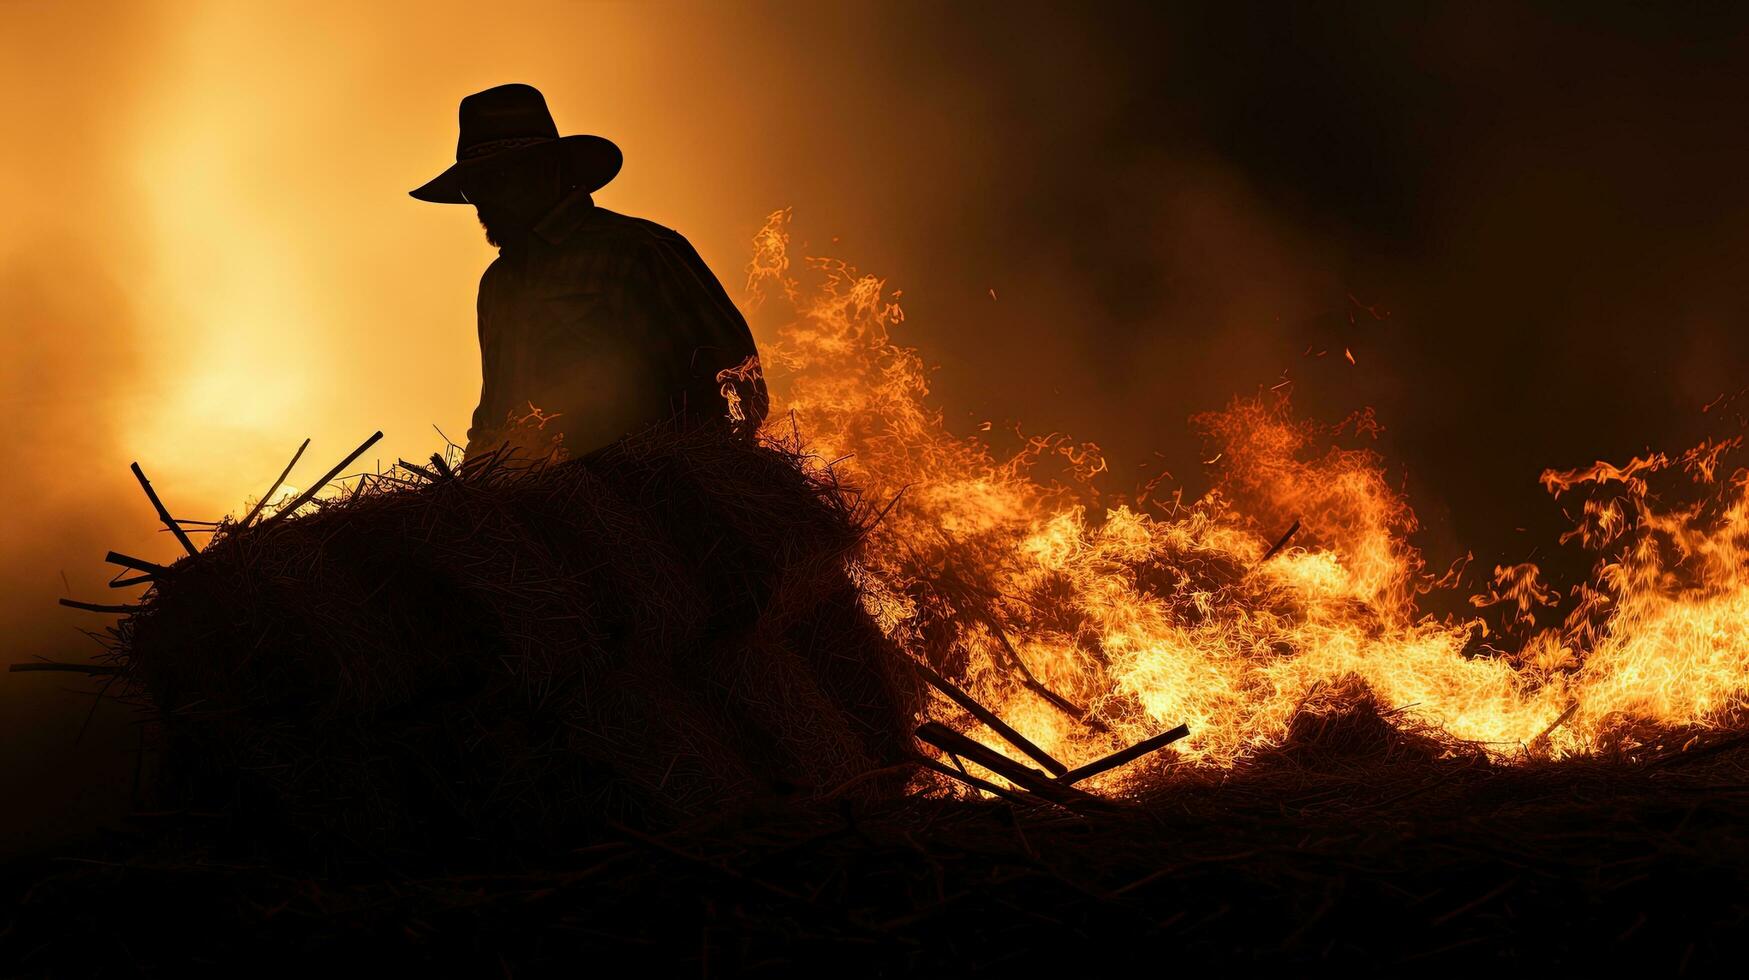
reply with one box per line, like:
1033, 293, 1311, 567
65, 426, 925, 845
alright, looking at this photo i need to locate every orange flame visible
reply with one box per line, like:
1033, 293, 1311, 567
746, 210, 1749, 787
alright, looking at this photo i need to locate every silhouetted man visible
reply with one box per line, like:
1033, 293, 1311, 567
412, 83, 768, 460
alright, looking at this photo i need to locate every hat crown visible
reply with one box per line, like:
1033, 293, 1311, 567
456, 84, 560, 160
412, 83, 622, 203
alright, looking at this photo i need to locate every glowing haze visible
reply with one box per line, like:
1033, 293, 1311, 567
2, 0, 930, 844
0, 0, 891, 661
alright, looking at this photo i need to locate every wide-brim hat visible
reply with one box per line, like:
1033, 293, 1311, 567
410, 83, 622, 204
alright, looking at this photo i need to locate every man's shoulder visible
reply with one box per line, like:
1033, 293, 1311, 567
479, 255, 507, 290
572, 207, 693, 252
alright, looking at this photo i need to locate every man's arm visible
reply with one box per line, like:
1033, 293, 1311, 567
464, 266, 505, 457
636, 231, 770, 432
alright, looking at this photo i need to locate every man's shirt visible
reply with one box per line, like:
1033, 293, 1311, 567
466, 188, 768, 458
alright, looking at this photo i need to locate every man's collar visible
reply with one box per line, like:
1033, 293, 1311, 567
532, 186, 596, 245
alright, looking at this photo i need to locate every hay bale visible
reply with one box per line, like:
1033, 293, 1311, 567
120, 425, 921, 845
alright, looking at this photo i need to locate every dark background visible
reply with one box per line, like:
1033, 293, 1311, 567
826, 1, 1749, 588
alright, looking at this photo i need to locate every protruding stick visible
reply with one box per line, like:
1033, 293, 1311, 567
975, 611, 1109, 733
239, 437, 311, 529
915, 722, 1106, 810
1023, 678, 1105, 732
1259, 519, 1302, 564
914, 661, 1067, 776
914, 754, 1037, 805
105, 552, 168, 576
429, 452, 454, 479
397, 459, 439, 481
130, 463, 198, 557
9, 662, 116, 674
258, 431, 383, 526
59, 598, 141, 614
1057, 723, 1190, 785
1530, 702, 1580, 748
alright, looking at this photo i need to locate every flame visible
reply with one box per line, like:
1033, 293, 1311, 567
715, 355, 765, 426
747, 209, 1749, 786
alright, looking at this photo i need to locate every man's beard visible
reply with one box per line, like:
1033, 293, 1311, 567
476, 208, 532, 250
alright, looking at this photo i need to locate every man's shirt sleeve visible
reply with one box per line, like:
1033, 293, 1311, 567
631, 232, 770, 430
465, 264, 505, 454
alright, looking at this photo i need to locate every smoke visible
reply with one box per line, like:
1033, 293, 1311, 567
847, 1, 1749, 581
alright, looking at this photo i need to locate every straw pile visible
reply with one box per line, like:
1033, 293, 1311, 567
115, 425, 921, 846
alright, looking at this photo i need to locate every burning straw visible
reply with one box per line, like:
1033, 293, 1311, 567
752, 208, 1749, 774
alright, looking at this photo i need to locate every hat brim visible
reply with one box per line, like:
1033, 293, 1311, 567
409, 134, 623, 204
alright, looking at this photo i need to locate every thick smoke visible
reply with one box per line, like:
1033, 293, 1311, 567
852, 2, 1749, 585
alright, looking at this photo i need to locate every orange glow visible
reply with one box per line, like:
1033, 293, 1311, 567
0, 1, 848, 663
749, 210, 1749, 787
6, 3, 1748, 798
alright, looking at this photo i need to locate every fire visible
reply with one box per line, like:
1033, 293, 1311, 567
747, 209, 1749, 786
